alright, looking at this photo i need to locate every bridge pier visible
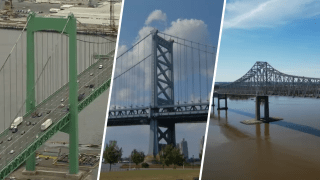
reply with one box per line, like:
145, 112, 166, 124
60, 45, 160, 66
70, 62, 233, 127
148, 119, 176, 157
217, 94, 228, 110
148, 119, 159, 157
255, 96, 269, 120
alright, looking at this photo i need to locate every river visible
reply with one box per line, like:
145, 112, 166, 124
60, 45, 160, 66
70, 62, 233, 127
202, 96, 320, 179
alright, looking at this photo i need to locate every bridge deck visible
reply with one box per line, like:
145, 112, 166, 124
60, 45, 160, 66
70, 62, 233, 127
0, 54, 113, 173
108, 104, 209, 126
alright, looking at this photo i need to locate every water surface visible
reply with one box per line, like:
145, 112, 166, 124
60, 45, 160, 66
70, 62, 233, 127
202, 96, 320, 179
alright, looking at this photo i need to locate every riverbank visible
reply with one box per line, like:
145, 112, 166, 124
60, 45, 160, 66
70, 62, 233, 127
100, 169, 200, 180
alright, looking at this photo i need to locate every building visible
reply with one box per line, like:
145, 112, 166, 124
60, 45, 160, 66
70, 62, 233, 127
177, 138, 188, 159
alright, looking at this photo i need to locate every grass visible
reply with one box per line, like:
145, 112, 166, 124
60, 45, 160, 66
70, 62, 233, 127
120, 164, 201, 169
100, 169, 200, 180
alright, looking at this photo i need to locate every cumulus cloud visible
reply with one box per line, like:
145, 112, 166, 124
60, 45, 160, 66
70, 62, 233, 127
224, 0, 320, 29
145, 10, 167, 25
112, 10, 214, 106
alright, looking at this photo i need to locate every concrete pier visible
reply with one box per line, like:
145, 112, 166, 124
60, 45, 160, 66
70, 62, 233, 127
217, 94, 228, 110
241, 95, 283, 125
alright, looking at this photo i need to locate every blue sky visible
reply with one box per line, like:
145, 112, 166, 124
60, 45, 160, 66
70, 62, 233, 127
216, 0, 320, 82
118, 0, 224, 48
105, 0, 224, 158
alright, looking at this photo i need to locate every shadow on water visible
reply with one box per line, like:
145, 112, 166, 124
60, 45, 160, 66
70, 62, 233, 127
228, 108, 255, 118
227, 108, 320, 138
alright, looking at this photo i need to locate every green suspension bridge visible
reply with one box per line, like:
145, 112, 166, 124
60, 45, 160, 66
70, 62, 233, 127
0, 12, 115, 179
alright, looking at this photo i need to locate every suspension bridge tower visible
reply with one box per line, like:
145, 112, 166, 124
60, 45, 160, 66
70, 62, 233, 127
25, 12, 80, 175
148, 29, 175, 156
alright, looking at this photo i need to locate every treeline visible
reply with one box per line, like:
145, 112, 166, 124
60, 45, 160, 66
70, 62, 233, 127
103, 143, 188, 170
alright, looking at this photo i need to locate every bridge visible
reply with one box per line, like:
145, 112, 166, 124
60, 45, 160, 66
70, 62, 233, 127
0, 12, 115, 179
214, 61, 320, 121
107, 29, 216, 156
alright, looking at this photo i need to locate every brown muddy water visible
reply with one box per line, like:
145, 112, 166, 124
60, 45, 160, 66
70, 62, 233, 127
202, 96, 320, 180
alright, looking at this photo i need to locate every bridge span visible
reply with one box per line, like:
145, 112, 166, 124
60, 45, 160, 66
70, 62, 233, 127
214, 61, 320, 121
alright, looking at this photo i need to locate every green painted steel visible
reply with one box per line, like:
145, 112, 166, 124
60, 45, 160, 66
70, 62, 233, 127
0, 77, 112, 179
24, 12, 79, 174
0, 12, 114, 180
25, 12, 36, 172
67, 13, 79, 174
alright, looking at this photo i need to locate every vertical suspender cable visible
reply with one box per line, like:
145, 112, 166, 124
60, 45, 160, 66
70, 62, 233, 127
16, 40, 18, 113
198, 43, 201, 102
10, 53, 12, 120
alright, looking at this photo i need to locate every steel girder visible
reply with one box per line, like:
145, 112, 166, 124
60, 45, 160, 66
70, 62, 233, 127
0, 77, 111, 179
217, 61, 320, 97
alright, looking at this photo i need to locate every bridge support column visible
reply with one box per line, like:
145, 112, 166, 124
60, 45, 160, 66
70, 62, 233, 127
25, 12, 36, 172
158, 123, 176, 147
148, 119, 159, 156
255, 96, 269, 120
67, 14, 79, 175
217, 94, 228, 110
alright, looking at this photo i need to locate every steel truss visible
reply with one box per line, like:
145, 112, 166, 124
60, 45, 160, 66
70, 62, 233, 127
217, 61, 320, 97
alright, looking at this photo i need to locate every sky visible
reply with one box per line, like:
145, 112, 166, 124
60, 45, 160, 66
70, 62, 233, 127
216, 0, 320, 82
104, 0, 224, 158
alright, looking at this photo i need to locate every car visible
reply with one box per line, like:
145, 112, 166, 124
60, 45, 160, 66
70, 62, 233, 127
26, 121, 31, 126
85, 85, 89, 88
10, 150, 15, 154
78, 93, 85, 101
90, 73, 94, 76
61, 98, 64, 102
0, 140, 3, 144
7, 137, 12, 141
36, 135, 39, 139
47, 110, 51, 114
11, 128, 18, 133
89, 84, 94, 88
32, 112, 38, 118
21, 130, 25, 135
37, 112, 42, 117
77, 80, 79, 83
99, 65, 103, 69
59, 104, 65, 108
32, 122, 37, 126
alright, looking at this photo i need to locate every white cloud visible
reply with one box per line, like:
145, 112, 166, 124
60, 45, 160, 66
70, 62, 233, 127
116, 45, 128, 57
164, 19, 209, 44
112, 10, 214, 106
224, 0, 320, 29
145, 10, 167, 25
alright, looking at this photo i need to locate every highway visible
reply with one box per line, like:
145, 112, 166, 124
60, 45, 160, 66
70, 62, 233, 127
0, 54, 114, 171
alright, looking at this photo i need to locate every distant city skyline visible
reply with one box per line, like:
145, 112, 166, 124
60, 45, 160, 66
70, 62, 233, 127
177, 138, 189, 159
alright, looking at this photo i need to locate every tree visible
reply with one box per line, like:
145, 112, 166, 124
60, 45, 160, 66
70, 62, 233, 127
159, 144, 174, 169
158, 144, 185, 169
171, 147, 185, 169
130, 149, 145, 168
103, 141, 122, 171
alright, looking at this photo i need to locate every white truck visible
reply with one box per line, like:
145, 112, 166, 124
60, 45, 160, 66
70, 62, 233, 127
41, 119, 52, 131
10, 117, 23, 129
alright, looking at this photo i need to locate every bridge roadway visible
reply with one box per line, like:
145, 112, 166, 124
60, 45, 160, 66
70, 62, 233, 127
107, 103, 210, 126
0, 53, 114, 171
